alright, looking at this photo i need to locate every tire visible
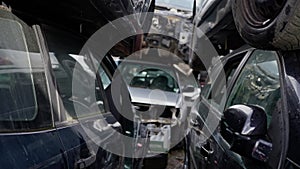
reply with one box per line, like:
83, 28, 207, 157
232, 0, 300, 50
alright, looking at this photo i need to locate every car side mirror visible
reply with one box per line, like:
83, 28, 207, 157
220, 104, 272, 162
182, 85, 195, 93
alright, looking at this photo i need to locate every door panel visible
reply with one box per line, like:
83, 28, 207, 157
56, 118, 122, 169
224, 50, 282, 169
189, 50, 248, 169
0, 132, 67, 169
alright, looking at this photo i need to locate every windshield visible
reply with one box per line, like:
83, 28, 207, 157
119, 62, 180, 93
156, 0, 194, 11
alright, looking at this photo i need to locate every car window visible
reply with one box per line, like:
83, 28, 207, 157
195, 0, 205, 13
196, 0, 212, 13
226, 50, 281, 127
131, 68, 179, 92
0, 10, 52, 132
202, 52, 246, 110
119, 62, 180, 93
43, 26, 106, 121
99, 65, 111, 90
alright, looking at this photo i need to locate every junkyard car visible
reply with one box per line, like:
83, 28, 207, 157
0, 0, 147, 168
187, 46, 300, 169
118, 53, 200, 147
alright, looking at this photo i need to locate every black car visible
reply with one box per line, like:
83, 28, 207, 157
187, 45, 300, 169
0, 1, 144, 168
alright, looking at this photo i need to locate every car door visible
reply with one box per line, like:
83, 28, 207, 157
42, 25, 124, 169
222, 49, 284, 169
192, 49, 284, 169
0, 9, 67, 169
189, 49, 250, 169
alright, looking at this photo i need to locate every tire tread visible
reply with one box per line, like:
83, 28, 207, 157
233, 0, 300, 50
272, 5, 300, 50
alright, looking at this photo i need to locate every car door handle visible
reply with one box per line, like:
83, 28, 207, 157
76, 152, 96, 169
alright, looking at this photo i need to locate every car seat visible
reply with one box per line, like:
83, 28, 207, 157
150, 75, 168, 91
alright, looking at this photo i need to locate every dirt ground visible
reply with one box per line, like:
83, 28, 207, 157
166, 149, 185, 169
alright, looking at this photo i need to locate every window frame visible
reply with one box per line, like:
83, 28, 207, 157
0, 16, 55, 133
222, 50, 288, 169
98, 55, 118, 90
40, 25, 111, 125
225, 49, 281, 111
201, 48, 253, 110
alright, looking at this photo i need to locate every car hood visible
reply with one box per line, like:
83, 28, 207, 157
129, 87, 180, 107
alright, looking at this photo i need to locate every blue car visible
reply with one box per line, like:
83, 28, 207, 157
0, 0, 142, 168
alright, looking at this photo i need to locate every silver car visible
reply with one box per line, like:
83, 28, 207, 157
118, 54, 200, 152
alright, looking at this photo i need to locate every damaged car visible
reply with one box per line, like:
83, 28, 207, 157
116, 51, 200, 167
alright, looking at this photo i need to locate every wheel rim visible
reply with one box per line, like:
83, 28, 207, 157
242, 0, 287, 27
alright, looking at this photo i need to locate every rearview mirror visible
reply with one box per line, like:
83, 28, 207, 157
220, 104, 272, 162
